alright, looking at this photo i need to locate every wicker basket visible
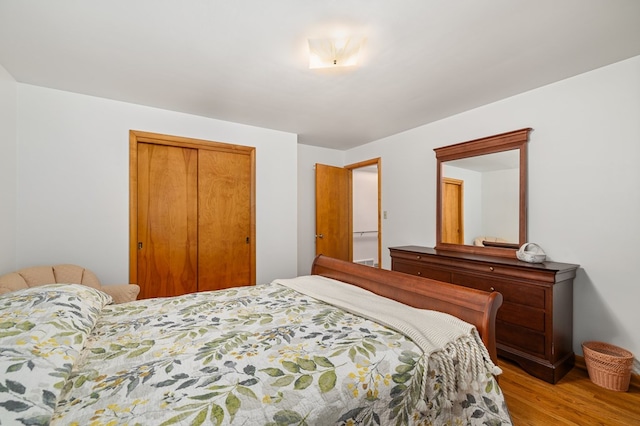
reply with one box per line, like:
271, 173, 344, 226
582, 341, 634, 391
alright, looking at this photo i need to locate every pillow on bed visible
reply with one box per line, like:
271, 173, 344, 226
0, 284, 111, 425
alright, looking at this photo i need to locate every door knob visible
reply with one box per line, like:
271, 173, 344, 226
316, 234, 324, 238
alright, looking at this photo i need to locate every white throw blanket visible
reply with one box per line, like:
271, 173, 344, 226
274, 275, 501, 411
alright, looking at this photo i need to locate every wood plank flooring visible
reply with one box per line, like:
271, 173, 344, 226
498, 359, 640, 425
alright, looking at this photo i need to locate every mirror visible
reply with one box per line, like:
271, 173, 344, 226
434, 128, 532, 258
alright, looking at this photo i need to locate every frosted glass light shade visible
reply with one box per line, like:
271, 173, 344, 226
308, 37, 364, 69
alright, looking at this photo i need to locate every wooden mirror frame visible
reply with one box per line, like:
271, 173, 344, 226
434, 128, 532, 258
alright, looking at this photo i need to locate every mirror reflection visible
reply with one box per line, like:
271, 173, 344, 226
442, 150, 520, 246
434, 127, 531, 257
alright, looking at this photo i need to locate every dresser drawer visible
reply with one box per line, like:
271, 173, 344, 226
392, 259, 451, 282
451, 272, 546, 309
497, 321, 546, 357
498, 302, 545, 332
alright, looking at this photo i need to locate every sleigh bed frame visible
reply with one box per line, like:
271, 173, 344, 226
311, 254, 503, 363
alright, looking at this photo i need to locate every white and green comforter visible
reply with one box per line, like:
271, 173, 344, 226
0, 278, 511, 425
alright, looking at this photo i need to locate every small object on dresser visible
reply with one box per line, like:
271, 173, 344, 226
516, 242, 546, 263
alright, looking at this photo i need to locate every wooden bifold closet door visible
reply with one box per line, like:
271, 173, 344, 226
130, 131, 255, 299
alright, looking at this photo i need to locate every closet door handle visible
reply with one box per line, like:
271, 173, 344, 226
316, 234, 324, 239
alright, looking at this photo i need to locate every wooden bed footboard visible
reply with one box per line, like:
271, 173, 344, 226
311, 255, 503, 364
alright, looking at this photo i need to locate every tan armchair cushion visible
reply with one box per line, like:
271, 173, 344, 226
101, 284, 141, 304
0, 264, 140, 303
0, 272, 28, 293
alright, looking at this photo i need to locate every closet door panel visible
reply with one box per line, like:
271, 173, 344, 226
137, 143, 198, 298
198, 150, 252, 291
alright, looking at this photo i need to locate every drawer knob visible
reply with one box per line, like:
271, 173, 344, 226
417, 271, 421, 275
489, 266, 494, 271
490, 287, 495, 292
416, 255, 421, 259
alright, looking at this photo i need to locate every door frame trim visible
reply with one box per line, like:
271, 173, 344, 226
345, 158, 382, 268
129, 130, 256, 284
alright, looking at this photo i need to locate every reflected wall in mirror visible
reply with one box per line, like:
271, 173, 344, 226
434, 128, 532, 258
443, 150, 520, 245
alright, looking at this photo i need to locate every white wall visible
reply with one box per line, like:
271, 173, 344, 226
0, 64, 17, 272
482, 168, 519, 243
319, 55, 639, 370
15, 84, 299, 285
297, 144, 344, 275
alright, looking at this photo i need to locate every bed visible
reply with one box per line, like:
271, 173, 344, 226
0, 255, 511, 425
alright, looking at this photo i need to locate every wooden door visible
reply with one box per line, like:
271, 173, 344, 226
315, 164, 352, 261
137, 143, 198, 298
442, 177, 464, 244
198, 150, 252, 291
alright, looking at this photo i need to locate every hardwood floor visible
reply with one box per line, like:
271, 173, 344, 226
498, 359, 640, 425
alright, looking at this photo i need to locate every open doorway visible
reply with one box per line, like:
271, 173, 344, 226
315, 158, 381, 267
351, 165, 380, 267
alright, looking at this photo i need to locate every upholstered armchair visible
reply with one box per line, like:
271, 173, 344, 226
0, 264, 140, 304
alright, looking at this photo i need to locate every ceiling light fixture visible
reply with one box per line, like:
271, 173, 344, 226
308, 36, 364, 69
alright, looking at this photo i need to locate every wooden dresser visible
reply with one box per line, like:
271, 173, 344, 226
389, 246, 579, 384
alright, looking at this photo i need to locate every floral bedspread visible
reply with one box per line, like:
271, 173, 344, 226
0, 281, 511, 425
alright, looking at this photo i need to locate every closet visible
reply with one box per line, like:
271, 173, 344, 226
129, 131, 255, 299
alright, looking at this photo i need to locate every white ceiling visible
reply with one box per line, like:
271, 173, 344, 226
1, 1, 639, 150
